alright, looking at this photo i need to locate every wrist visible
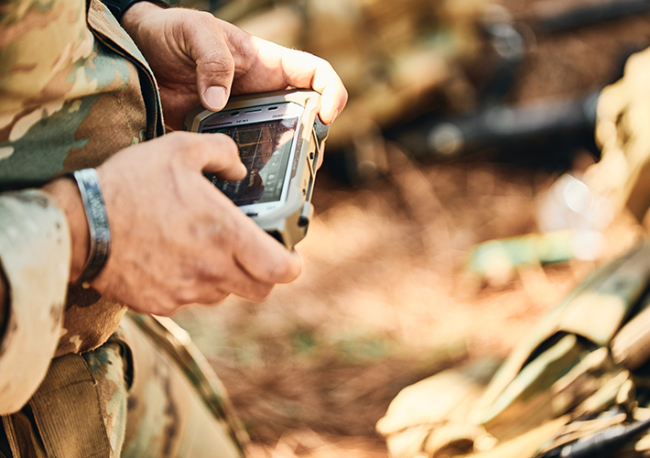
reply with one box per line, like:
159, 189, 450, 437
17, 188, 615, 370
42, 178, 90, 284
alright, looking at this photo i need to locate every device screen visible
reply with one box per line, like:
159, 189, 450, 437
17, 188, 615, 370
202, 117, 299, 206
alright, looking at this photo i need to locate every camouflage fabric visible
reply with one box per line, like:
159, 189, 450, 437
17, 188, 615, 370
2, 313, 247, 458
0, 0, 246, 455
378, 241, 650, 458
0, 0, 162, 362
589, 47, 650, 224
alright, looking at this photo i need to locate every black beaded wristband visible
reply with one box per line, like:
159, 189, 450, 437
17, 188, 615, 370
70, 169, 111, 286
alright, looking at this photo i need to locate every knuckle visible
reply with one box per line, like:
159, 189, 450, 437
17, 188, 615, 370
217, 217, 240, 245
167, 131, 193, 146
211, 291, 230, 304
211, 132, 237, 152
249, 285, 273, 302
196, 261, 228, 283
173, 287, 199, 306
197, 10, 218, 25
168, 132, 202, 156
200, 51, 234, 75
203, 61, 234, 79
267, 258, 297, 284
175, 134, 211, 165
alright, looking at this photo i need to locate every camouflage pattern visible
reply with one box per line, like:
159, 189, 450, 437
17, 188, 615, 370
0, 191, 70, 414
2, 313, 247, 457
590, 47, 650, 224
0, 0, 246, 455
377, 240, 650, 458
0, 0, 162, 358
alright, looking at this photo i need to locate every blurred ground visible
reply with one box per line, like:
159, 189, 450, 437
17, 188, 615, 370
172, 1, 650, 457
174, 161, 640, 457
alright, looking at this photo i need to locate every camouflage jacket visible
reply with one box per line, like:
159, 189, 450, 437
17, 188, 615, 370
0, 0, 166, 414
0, 1, 248, 457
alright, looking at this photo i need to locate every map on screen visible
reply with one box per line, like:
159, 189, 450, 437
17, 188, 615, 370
203, 117, 299, 206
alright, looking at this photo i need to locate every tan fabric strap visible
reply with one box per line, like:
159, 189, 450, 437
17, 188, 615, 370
28, 354, 111, 458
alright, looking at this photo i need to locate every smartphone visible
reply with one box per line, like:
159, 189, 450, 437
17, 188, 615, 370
183, 90, 329, 249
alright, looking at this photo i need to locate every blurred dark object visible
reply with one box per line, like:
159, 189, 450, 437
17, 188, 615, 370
531, 0, 650, 35
387, 92, 599, 170
387, 0, 650, 173
536, 415, 650, 458
180, 0, 650, 183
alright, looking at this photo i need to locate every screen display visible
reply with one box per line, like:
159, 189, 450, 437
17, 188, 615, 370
203, 117, 299, 206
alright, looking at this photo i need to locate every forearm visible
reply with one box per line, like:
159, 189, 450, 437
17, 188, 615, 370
0, 178, 96, 341
42, 178, 90, 283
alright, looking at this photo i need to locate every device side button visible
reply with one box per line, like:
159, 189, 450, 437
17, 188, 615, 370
298, 202, 314, 228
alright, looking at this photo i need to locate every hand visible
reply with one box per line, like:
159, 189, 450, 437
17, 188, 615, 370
121, 3, 348, 130
45, 132, 301, 315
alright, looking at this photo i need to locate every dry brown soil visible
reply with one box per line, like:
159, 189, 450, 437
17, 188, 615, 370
173, 1, 650, 456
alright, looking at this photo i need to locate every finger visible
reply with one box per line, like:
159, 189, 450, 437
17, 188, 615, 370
234, 216, 302, 284
196, 261, 275, 302
254, 39, 348, 125
185, 12, 236, 111
174, 132, 247, 180
173, 285, 230, 309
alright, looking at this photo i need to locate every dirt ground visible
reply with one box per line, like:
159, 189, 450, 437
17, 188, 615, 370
172, 2, 650, 457
175, 159, 641, 458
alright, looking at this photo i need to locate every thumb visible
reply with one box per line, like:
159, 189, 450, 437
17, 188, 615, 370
186, 14, 236, 111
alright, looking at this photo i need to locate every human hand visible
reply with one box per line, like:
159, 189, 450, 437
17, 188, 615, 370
46, 132, 301, 315
121, 3, 348, 130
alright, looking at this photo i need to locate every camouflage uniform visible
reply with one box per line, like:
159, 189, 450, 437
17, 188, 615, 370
0, 0, 246, 456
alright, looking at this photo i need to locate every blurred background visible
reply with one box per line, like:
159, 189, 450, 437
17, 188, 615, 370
172, 0, 650, 456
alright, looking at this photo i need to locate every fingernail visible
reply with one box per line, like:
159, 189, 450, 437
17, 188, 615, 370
204, 86, 228, 111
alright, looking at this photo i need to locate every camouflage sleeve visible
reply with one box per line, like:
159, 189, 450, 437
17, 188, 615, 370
0, 190, 70, 415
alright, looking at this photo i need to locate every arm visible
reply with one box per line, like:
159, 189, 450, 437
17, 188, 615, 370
0, 130, 301, 414
0, 3, 345, 415
0, 190, 73, 414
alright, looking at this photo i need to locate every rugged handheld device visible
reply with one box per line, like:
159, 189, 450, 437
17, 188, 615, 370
183, 89, 329, 249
